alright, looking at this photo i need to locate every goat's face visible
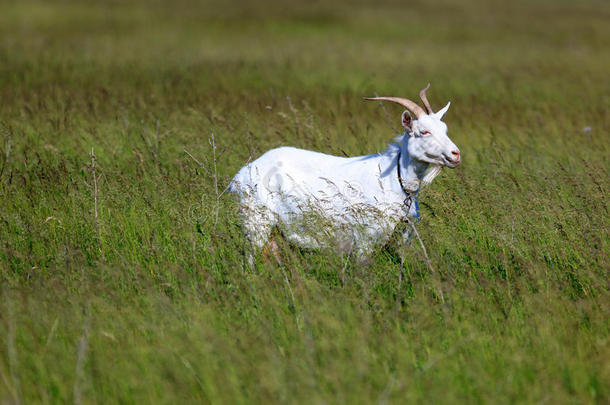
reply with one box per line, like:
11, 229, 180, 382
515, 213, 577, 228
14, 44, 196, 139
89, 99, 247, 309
401, 103, 461, 168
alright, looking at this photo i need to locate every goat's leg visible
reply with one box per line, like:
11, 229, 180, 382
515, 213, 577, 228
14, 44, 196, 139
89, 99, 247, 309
241, 207, 274, 271
244, 229, 272, 271
262, 236, 283, 266
355, 245, 374, 267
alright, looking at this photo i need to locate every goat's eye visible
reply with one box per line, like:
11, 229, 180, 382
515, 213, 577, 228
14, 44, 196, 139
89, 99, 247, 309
421, 130, 431, 136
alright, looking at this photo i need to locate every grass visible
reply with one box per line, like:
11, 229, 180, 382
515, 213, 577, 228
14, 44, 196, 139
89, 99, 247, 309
0, 0, 608, 403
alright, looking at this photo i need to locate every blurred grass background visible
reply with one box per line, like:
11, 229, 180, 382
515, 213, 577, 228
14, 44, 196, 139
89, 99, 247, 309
0, 0, 608, 403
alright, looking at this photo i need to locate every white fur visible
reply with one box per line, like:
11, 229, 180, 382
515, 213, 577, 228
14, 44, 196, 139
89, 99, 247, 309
230, 103, 460, 264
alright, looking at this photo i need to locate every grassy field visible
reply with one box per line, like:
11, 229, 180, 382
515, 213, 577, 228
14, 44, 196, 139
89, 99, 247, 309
0, 0, 608, 403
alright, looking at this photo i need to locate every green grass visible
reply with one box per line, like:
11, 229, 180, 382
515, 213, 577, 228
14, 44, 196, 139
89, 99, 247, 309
0, 0, 608, 403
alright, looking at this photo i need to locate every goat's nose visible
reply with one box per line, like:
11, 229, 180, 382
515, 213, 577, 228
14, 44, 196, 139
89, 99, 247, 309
451, 150, 460, 160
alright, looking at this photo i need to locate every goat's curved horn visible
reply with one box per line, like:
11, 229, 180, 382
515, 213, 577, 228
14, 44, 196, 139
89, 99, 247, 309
363, 96, 425, 118
419, 83, 433, 114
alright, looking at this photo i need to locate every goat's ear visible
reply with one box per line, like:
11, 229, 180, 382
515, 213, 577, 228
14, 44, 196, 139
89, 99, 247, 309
401, 110, 413, 131
435, 101, 451, 120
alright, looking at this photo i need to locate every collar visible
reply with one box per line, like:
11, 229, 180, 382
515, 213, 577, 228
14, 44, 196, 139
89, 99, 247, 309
397, 150, 415, 199
397, 150, 420, 219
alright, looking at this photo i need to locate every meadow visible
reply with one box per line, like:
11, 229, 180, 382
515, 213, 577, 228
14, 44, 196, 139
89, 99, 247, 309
0, 0, 608, 403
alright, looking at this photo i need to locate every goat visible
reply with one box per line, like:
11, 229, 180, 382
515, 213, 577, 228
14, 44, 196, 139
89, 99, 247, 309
229, 84, 461, 266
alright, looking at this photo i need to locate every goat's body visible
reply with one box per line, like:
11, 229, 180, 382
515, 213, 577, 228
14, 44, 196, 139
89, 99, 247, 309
230, 146, 419, 258
229, 87, 460, 265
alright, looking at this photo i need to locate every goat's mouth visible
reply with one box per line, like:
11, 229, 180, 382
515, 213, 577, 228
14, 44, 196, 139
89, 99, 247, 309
441, 156, 461, 168
424, 153, 460, 168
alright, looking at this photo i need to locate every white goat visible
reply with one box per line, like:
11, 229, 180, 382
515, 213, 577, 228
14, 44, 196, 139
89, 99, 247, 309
230, 84, 461, 265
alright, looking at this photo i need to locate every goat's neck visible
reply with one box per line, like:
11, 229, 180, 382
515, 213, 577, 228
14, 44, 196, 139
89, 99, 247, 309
398, 139, 428, 193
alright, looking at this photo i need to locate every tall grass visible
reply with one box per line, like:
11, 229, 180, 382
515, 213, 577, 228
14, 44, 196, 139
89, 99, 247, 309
0, 0, 608, 403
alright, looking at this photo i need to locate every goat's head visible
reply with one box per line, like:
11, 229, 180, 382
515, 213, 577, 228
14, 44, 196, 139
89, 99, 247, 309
365, 84, 461, 168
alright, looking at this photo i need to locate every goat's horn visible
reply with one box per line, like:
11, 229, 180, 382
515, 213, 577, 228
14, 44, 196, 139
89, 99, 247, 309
363, 96, 425, 118
419, 83, 433, 114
